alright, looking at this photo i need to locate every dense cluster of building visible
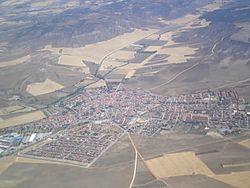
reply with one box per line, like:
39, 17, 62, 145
23, 122, 123, 165
0, 87, 249, 165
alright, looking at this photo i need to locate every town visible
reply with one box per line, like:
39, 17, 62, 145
0, 87, 249, 166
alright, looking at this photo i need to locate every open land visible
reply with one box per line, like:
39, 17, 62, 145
166, 175, 234, 188
26, 79, 64, 96
0, 105, 35, 116
231, 22, 250, 43
44, 29, 157, 64
145, 152, 214, 178
0, 157, 16, 175
0, 0, 250, 188
58, 55, 88, 68
0, 111, 45, 128
239, 139, 250, 149
0, 56, 30, 68
212, 171, 250, 188
0, 162, 134, 188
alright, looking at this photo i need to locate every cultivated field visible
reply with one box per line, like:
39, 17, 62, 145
160, 32, 176, 44
144, 46, 162, 52
145, 151, 214, 178
0, 55, 30, 68
156, 46, 198, 64
0, 105, 35, 116
239, 139, 250, 149
58, 55, 89, 68
0, 111, 45, 128
0, 162, 133, 188
44, 29, 157, 64
15, 156, 89, 168
166, 14, 199, 26
0, 157, 16, 175
101, 60, 127, 70
231, 22, 250, 43
108, 50, 136, 61
85, 80, 106, 89
26, 79, 64, 96
182, 18, 211, 31
125, 70, 136, 79
212, 171, 250, 188
166, 174, 233, 188
145, 34, 160, 40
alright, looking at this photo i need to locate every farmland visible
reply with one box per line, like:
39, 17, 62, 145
26, 79, 64, 96
0, 56, 30, 68
145, 152, 213, 178
0, 0, 249, 187
239, 139, 250, 149
0, 105, 35, 116
0, 111, 45, 128
212, 171, 250, 188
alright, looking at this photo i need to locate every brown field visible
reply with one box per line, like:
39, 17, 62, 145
58, 55, 89, 69
0, 157, 16, 175
108, 50, 135, 61
145, 151, 214, 178
231, 22, 250, 43
146, 34, 160, 40
0, 106, 23, 116
101, 60, 127, 70
239, 139, 250, 149
0, 162, 133, 188
140, 70, 161, 76
0, 55, 30, 68
0, 111, 45, 128
44, 29, 157, 64
15, 157, 88, 169
211, 171, 250, 188
16, 157, 59, 165
182, 18, 211, 30
144, 46, 163, 52
26, 78, 64, 96
166, 175, 235, 188
157, 30, 199, 65
138, 52, 158, 67
102, 61, 141, 80
0, 105, 35, 116
125, 70, 136, 79
160, 32, 176, 44
85, 79, 106, 89
14, 106, 36, 113
156, 46, 198, 64
165, 14, 199, 26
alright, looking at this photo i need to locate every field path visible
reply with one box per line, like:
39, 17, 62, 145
127, 133, 173, 188
128, 133, 139, 188
213, 77, 250, 90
